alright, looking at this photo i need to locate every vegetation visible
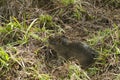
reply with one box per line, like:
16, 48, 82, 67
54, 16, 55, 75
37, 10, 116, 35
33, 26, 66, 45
0, 0, 120, 79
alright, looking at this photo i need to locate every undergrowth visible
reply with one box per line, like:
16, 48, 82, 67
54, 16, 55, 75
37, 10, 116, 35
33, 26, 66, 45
0, 0, 120, 80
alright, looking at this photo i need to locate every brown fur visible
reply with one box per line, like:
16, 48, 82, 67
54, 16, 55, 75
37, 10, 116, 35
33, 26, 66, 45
48, 35, 99, 68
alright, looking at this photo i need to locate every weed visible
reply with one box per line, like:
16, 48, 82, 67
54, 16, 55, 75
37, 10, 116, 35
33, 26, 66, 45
0, 17, 39, 45
115, 73, 120, 80
61, 0, 75, 6
87, 67, 100, 76
22, 18, 38, 44
87, 24, 119, 47
0, 0, 120, 80
0, 47, 9, 68
39, 14, 55, 30
0, 17, 24, 45
38, 14, 64, 36
100, 0, 120, 8
86, 24, 120, 77
22, 66, 52, 80
68, 64, 91, 80
0, 47, 10, 76
39, 15, 52, 25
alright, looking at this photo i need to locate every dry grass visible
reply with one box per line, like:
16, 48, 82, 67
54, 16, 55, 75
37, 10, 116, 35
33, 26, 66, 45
0, 0, 120, 80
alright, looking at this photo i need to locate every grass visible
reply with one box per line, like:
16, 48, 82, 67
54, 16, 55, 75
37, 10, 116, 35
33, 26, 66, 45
86, 24, 120, 78
0, 47, 9, 68
61, 0, 75, 6
103, 0, 120, 7
0, 0, 120, 80
0, 13, 64, 79
68, 64, 90, 80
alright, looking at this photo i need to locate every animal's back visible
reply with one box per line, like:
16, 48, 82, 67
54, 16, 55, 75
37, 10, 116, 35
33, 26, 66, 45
67, 42, 98, 67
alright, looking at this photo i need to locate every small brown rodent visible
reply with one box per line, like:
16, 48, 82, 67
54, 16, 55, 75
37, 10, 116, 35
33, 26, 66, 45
48, 35, 99, 68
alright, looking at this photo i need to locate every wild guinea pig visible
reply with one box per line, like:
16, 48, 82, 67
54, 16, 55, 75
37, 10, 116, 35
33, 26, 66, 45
48, 35, 99, 69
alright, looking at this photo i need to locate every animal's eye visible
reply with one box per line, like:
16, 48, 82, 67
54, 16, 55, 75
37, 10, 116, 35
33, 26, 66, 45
58, 39, 62, 44
55, 38, 61, 44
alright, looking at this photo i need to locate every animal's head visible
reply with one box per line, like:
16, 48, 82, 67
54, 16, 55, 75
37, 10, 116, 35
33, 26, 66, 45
48, 35, 69, 47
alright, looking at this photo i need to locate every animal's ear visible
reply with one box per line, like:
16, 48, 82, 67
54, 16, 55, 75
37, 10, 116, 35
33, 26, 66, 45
61, 35, 68, 39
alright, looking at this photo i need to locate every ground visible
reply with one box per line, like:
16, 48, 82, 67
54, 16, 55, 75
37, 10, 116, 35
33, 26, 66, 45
0, 0, 120, 80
